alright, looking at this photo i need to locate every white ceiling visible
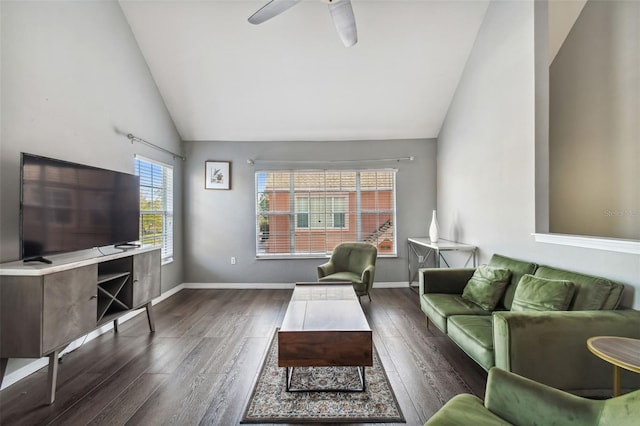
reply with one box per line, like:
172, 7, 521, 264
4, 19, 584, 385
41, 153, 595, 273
119, 0, 489, 142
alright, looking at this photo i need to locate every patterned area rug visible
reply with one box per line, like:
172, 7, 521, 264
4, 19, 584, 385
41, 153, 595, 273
241, 330, 405, 423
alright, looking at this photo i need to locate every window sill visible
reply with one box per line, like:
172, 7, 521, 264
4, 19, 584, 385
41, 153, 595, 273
532, 233, 640, 255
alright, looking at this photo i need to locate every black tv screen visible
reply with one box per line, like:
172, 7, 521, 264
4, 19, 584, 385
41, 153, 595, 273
20, 153, 140, 260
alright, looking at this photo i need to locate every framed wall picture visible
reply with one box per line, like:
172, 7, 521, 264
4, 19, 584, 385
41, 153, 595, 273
205, 161, 231, 190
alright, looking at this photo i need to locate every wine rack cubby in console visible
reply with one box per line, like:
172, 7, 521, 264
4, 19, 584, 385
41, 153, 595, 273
97, 257, 134, 324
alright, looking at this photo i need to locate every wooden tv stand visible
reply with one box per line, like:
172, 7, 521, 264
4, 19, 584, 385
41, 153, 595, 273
0, 247, 161, 404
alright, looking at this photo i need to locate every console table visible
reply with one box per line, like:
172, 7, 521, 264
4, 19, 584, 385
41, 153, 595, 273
407, 238, 477, 289
0, 247, 161, 404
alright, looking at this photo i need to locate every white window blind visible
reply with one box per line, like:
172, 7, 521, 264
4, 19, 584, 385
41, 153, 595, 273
256, 169, 396, 257
135, 156, 174, 262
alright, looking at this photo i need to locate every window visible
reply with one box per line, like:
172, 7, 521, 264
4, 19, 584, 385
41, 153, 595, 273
256, 169, 396, 257
135, 156, 174, 263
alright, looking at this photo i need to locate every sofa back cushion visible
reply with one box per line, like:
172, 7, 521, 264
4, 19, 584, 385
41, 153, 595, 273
511, 275, 576, 312
331, 242, 378, 275
534, 265, 624, 310
488, 254, 538, 310
462, 265, 512, 311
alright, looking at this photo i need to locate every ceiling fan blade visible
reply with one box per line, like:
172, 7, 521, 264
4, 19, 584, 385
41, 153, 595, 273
328, 0, 357, 47
248, 0, 302, 25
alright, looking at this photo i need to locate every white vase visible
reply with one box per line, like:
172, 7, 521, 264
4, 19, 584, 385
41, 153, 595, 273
429, 210, 439, 243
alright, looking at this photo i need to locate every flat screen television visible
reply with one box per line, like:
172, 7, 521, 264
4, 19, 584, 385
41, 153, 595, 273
20, 153, 140, 260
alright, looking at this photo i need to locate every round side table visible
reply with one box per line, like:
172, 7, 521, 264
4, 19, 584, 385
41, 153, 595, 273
587, 336, 640, 396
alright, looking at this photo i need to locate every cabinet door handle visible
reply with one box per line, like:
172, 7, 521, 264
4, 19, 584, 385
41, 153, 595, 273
90, 295, 97, 300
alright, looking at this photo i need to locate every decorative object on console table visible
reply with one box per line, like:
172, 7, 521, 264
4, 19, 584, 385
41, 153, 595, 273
429, 210, 439, 243
205, 160, 231, 190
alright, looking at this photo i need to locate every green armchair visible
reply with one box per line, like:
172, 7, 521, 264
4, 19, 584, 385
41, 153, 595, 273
317, 242, 377, 301
425, 368, 640, 426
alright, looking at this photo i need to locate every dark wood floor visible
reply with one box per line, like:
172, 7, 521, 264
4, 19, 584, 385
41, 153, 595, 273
0, 288, 487, 425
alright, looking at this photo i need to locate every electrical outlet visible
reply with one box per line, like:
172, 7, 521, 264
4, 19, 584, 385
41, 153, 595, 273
418, 255, 425, 263
231, 256, 236, 265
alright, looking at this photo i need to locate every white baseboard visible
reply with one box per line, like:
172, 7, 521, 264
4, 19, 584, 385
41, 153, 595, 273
0, 284, 185, 391
183, 282, 409, 289
184, 282, 296, 289
153, 283, 185, 304
375, 281, 410, 288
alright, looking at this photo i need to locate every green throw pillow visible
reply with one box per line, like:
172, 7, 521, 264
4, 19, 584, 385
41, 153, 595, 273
461, 265, 512, 311
511, 274, 576, 312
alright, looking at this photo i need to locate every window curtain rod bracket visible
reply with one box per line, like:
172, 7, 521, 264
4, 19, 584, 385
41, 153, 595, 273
127, 133, 186, 161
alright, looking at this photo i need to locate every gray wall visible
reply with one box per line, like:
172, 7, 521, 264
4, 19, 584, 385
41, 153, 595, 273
437, 0, 639, 309
182, 139, 436, 285
1, 0, 183, 294
549, 0, 639, 239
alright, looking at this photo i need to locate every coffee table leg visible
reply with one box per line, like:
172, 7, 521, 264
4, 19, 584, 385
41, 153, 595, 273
285, 367, 293, 392
285, 366, 367, 392
613, 365, 621, 396
356, 366, 366, 392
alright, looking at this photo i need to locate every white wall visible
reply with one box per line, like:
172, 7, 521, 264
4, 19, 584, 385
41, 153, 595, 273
437, 0, 639, 309
182, 139, 436, 286
1, 0, 184, 383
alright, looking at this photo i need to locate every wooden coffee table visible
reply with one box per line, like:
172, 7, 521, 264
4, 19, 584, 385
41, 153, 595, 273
278, 282, 373, 392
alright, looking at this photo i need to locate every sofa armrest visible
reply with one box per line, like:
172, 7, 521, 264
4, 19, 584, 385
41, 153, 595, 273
419, 268, 475, 296
484, 368, 601, 426
317, 261, 334, 278
493, 309, 640, 395
361, 264, 375, 285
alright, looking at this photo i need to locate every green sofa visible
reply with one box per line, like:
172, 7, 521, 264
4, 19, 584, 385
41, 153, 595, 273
419, 254, 640, 396
425, 367, 640, 426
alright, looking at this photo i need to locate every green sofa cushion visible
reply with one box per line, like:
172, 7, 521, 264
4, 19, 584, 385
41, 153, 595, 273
462, 265, 511, 310
487, 254, 537, 310
511, 274, 575, 312
319, 272, 367, 295
422, 294, 491, 333
424, 393, 511, 426
319, 271, 362, 284
447, 315, 495, 370
534, 265, 623, 310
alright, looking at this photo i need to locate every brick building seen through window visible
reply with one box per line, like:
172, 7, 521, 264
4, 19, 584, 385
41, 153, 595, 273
256, 170, 396, 257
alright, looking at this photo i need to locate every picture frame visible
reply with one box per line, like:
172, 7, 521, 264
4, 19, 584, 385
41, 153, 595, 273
205, 161, 231, 190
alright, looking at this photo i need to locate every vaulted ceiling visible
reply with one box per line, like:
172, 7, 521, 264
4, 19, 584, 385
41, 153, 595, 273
119, 0, 490, 142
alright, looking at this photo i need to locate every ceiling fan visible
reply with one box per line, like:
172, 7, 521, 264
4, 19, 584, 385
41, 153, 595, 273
248, 0, 358, 47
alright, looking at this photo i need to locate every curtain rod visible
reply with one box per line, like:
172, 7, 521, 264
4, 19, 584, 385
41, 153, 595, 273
247, 156, 413, 165
127, 133, 186, 161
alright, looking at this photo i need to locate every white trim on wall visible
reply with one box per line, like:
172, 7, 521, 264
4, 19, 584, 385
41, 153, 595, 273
533, 233, 640, 255
183, 282, 410, 290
